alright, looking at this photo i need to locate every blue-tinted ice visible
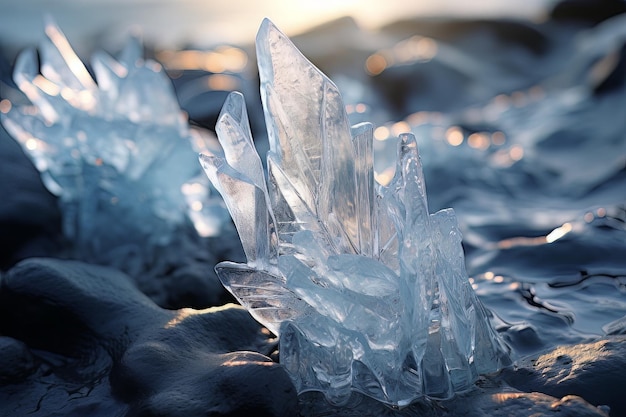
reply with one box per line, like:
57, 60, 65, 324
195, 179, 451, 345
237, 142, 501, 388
201, 19, 510, 407
1, 20, 223, 274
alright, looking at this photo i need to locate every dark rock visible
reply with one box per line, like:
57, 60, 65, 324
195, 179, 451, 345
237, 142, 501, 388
130, 233, 235, 310
0, 258, 297, 416
0, 336, 37, 384
451, 388, 609, 417
298, 376, 609, 416
0, 127, 62, 270
503, 337, 626, 417
379, 18, 548, 55
551, 0, 626, 26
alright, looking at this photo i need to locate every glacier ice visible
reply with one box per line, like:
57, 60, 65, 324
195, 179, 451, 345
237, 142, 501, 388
201, 19, 510, 407
1, 20, 224, 274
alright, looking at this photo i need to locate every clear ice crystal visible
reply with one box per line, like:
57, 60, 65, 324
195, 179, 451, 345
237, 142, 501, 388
2, 20, 223, 272
201, 19, 510, 407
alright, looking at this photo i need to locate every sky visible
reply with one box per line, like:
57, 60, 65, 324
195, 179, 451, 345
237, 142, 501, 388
0, 0, 552, 55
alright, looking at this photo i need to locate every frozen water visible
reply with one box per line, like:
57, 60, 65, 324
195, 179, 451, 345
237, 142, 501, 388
201, 19, 510, 407
1, 20, 224, 273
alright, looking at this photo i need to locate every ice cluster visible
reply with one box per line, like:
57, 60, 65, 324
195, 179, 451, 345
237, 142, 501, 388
2, 20, 222, 273
202, 19, 510, 407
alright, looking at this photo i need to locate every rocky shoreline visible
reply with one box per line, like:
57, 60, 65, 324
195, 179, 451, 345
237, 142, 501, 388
1, 257, 624, 416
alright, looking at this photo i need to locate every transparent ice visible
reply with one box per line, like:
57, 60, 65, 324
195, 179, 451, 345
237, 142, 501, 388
2, 20, 223, 273
201, 19, 510, 407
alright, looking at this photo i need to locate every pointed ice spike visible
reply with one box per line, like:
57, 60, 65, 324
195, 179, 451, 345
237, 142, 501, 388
91, 50, 128, 99
397, 133, 428, 216
256, 19, 324, 215
257, 19, 361, 255
397, 135, 437, 342
40, 17, 97, 92
13, 48, 39, 93
215, 92, 277, 261
380, 136, 429, 249
13, 48, 59, 124
392, 134, 431, 280
317, 81, 359, 254
200, 153, 273, 264
119, 34, 144, 69
216, 92, 266, 192
351, 122, 376, 257
431, 209, 474, 355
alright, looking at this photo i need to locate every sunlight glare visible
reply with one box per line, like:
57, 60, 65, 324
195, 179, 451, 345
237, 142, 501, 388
44, 22, 96, 90
546, 222, 572, 243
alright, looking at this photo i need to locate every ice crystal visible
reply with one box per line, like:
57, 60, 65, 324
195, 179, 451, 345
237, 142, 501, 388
2, 20, 223, 273
201, 19, 510, 407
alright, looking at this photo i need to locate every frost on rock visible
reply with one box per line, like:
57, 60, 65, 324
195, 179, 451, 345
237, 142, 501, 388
201, 19, 510, 407
1, 20, 223, 274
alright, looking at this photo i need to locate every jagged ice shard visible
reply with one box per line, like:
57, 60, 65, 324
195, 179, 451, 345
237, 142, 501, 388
201, 19, 510, 407
2, 20, 222, 273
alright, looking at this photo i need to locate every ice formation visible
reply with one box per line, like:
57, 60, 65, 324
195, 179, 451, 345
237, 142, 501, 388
201, 19, 510, 407
2, 20, 222, 272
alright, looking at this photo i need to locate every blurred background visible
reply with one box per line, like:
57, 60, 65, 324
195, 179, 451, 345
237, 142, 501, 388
1, 0, 624, 132
0, 0, 555, 55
